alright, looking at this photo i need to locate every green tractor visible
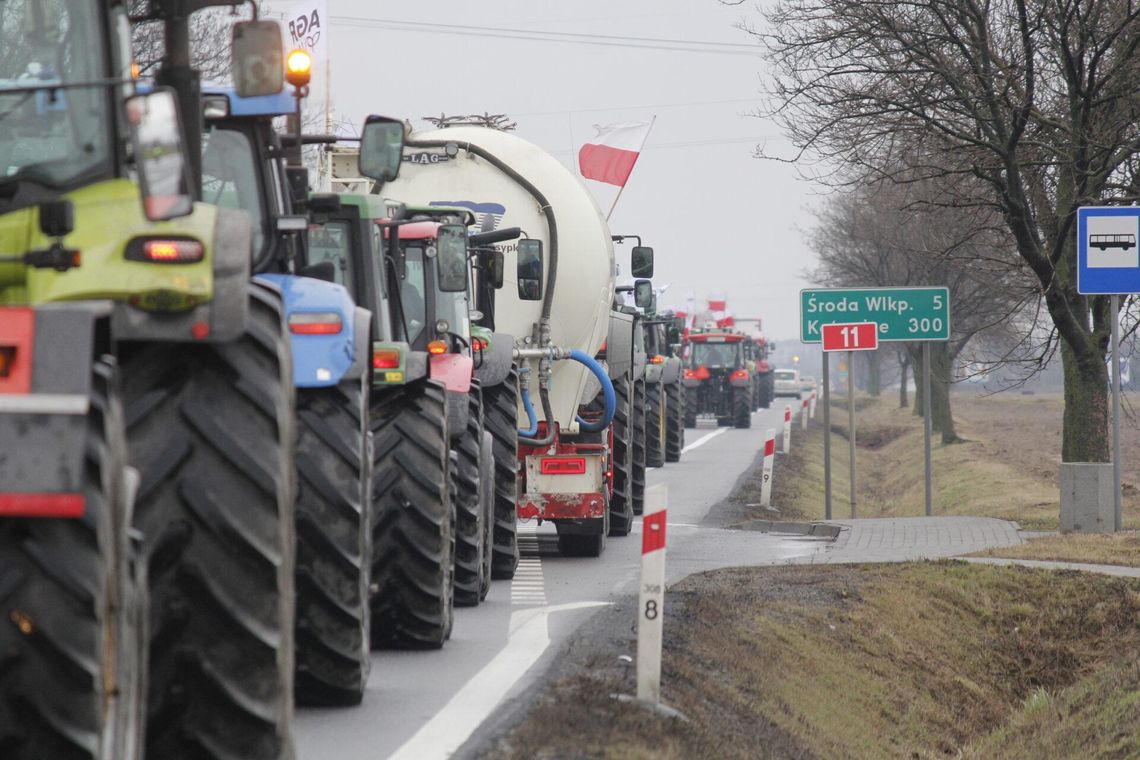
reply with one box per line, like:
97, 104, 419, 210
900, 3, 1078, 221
0, 3, 297, 759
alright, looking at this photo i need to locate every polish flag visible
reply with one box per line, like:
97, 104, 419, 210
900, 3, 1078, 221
578, 120, 654, 187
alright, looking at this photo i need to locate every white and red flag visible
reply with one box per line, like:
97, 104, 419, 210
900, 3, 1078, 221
707, 294, 734, 328
578, 120, 654, 187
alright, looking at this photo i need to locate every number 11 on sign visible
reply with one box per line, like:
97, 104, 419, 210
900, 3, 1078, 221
821, 322, 879, 352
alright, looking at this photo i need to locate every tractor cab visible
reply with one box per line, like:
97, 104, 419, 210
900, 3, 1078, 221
682, 331, 753, 428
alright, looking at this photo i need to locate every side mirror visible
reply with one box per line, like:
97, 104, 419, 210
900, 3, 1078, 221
126, 89, 193, 222
489, 250, 505, 289
359, 115, 405, 184
436, 224, 468, 292
232, 20, 285, 98
517, 239, 544, 301
631, 246, 654, 278
634, 279, 653, 309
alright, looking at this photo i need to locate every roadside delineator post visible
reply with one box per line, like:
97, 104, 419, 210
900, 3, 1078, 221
809, 390, 817, 419
637, 485, 667, 703
782, 405, 792, 453
801, 397, 809, 430
760, 429, 776, 507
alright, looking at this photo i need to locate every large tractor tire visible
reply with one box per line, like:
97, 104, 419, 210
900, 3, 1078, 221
0, 359, 144, 760
665, 380, 684, 463
482, 367, 520, 580
733, 386, 753, 429
757, 373, 773, 409
478, 432, 495, 600
632, 380, 647, 516
608, 375, 634, 536
454, 389, 488, 607
124, 283, 296, 760
645, 381, 666, 469
684, 386, 699, 428
293, 373, 371, 707
370, 380, 454, 649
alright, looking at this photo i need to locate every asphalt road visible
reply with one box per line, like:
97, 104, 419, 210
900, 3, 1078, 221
294, 400, 823, 760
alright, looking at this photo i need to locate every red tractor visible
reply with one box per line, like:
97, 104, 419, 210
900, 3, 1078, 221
682, 330, 754, 428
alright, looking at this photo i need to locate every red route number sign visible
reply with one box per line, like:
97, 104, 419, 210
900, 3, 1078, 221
821, 322, 879, 352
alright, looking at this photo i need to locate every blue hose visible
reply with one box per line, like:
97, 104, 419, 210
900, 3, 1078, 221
570, 348, 617, 433
518, 386, 539, 437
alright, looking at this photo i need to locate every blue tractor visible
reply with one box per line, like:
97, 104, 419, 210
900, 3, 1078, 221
198, 83, 396, 706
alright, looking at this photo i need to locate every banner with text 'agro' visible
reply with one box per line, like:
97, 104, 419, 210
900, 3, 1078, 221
276, 0, 329, 131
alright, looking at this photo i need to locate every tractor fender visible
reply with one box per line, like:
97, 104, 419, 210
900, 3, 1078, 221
660, 356, 683, 384
631, 319, 648, 378
644, 363, 663, 384
110, 205, 251, 343
343, 307, 373, 381
0, 304, 107, 494
474, 331, 515, 387
256, 273, 356, 388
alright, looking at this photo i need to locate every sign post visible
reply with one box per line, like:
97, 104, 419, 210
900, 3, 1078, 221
637, 485, 667, 702
923, 343, 933, 516
1076, 207, 1137, 531
822, 354, 832, 520
804, 290, 951, 521
821, 322, 878, 519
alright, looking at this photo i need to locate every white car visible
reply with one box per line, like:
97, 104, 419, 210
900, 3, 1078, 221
774, 368, 801, 397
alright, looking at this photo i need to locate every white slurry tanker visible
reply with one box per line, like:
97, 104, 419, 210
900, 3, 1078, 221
386, 125, 650, 556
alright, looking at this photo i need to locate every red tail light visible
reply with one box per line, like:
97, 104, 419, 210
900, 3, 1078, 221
126, 238, 204, 264
0, 492, 85, 518
649, 355, 665, 365
684, 369, 696, 379
471, 337, 487, 351
757, 360, 770, 372
694, 365, 710, 380
373, 348, 401, 369
540, 457, 587, 475
428, 340, 449, 355
730, 369, 750, 381
288, 312, 343, 335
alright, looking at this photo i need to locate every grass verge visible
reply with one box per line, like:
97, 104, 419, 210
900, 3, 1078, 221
726, 395, 1072, 530
974, 531, 1140, 568
479, 563, 1140, 759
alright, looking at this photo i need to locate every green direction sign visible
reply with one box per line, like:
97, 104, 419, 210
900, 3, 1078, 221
800, 286, 951, 343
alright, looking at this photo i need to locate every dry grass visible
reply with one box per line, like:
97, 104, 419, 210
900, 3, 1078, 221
482, 563, 1140, 759
976, 531, 1140, 568
728, 394, 1063, 529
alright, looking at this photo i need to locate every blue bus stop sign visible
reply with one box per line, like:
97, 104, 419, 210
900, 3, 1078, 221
1077, 206, 1140, 294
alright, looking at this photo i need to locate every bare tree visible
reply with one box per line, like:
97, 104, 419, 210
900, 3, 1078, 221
129, 2, 253, 82
809, 175, 1036, 441
751, 0, 1140, 462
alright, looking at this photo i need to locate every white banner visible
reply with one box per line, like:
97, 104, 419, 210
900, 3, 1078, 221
278, 0, 329, 130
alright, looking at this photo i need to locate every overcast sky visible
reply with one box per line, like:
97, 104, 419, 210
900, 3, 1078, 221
323, 0, 818, 340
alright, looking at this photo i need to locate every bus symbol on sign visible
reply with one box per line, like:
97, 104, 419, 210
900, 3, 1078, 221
822, 322, 879, 352
1090, 234, 1135, 251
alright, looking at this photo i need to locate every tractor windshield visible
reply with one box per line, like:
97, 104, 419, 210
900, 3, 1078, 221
0, 0, 112, 196
200, 125, 267, 256
689, 341, 739, 369
400, 245, 428, 345
307, 221, 353, 291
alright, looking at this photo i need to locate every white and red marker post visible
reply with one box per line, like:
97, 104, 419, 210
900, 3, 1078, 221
760, 429, 776, 507
637, 485, 667, 702
782, 405, 793, 453
809, 390, 817, 419
801, 397, 809, 429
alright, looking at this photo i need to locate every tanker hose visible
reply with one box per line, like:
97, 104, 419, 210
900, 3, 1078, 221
570, 349, 616, 433
518, 384, 539, 437
519, 384, 557, 446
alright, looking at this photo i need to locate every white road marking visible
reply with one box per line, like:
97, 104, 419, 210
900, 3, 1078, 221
511, 526, 547, 605
680, 427, 727, 454
388, 601, 612, 760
